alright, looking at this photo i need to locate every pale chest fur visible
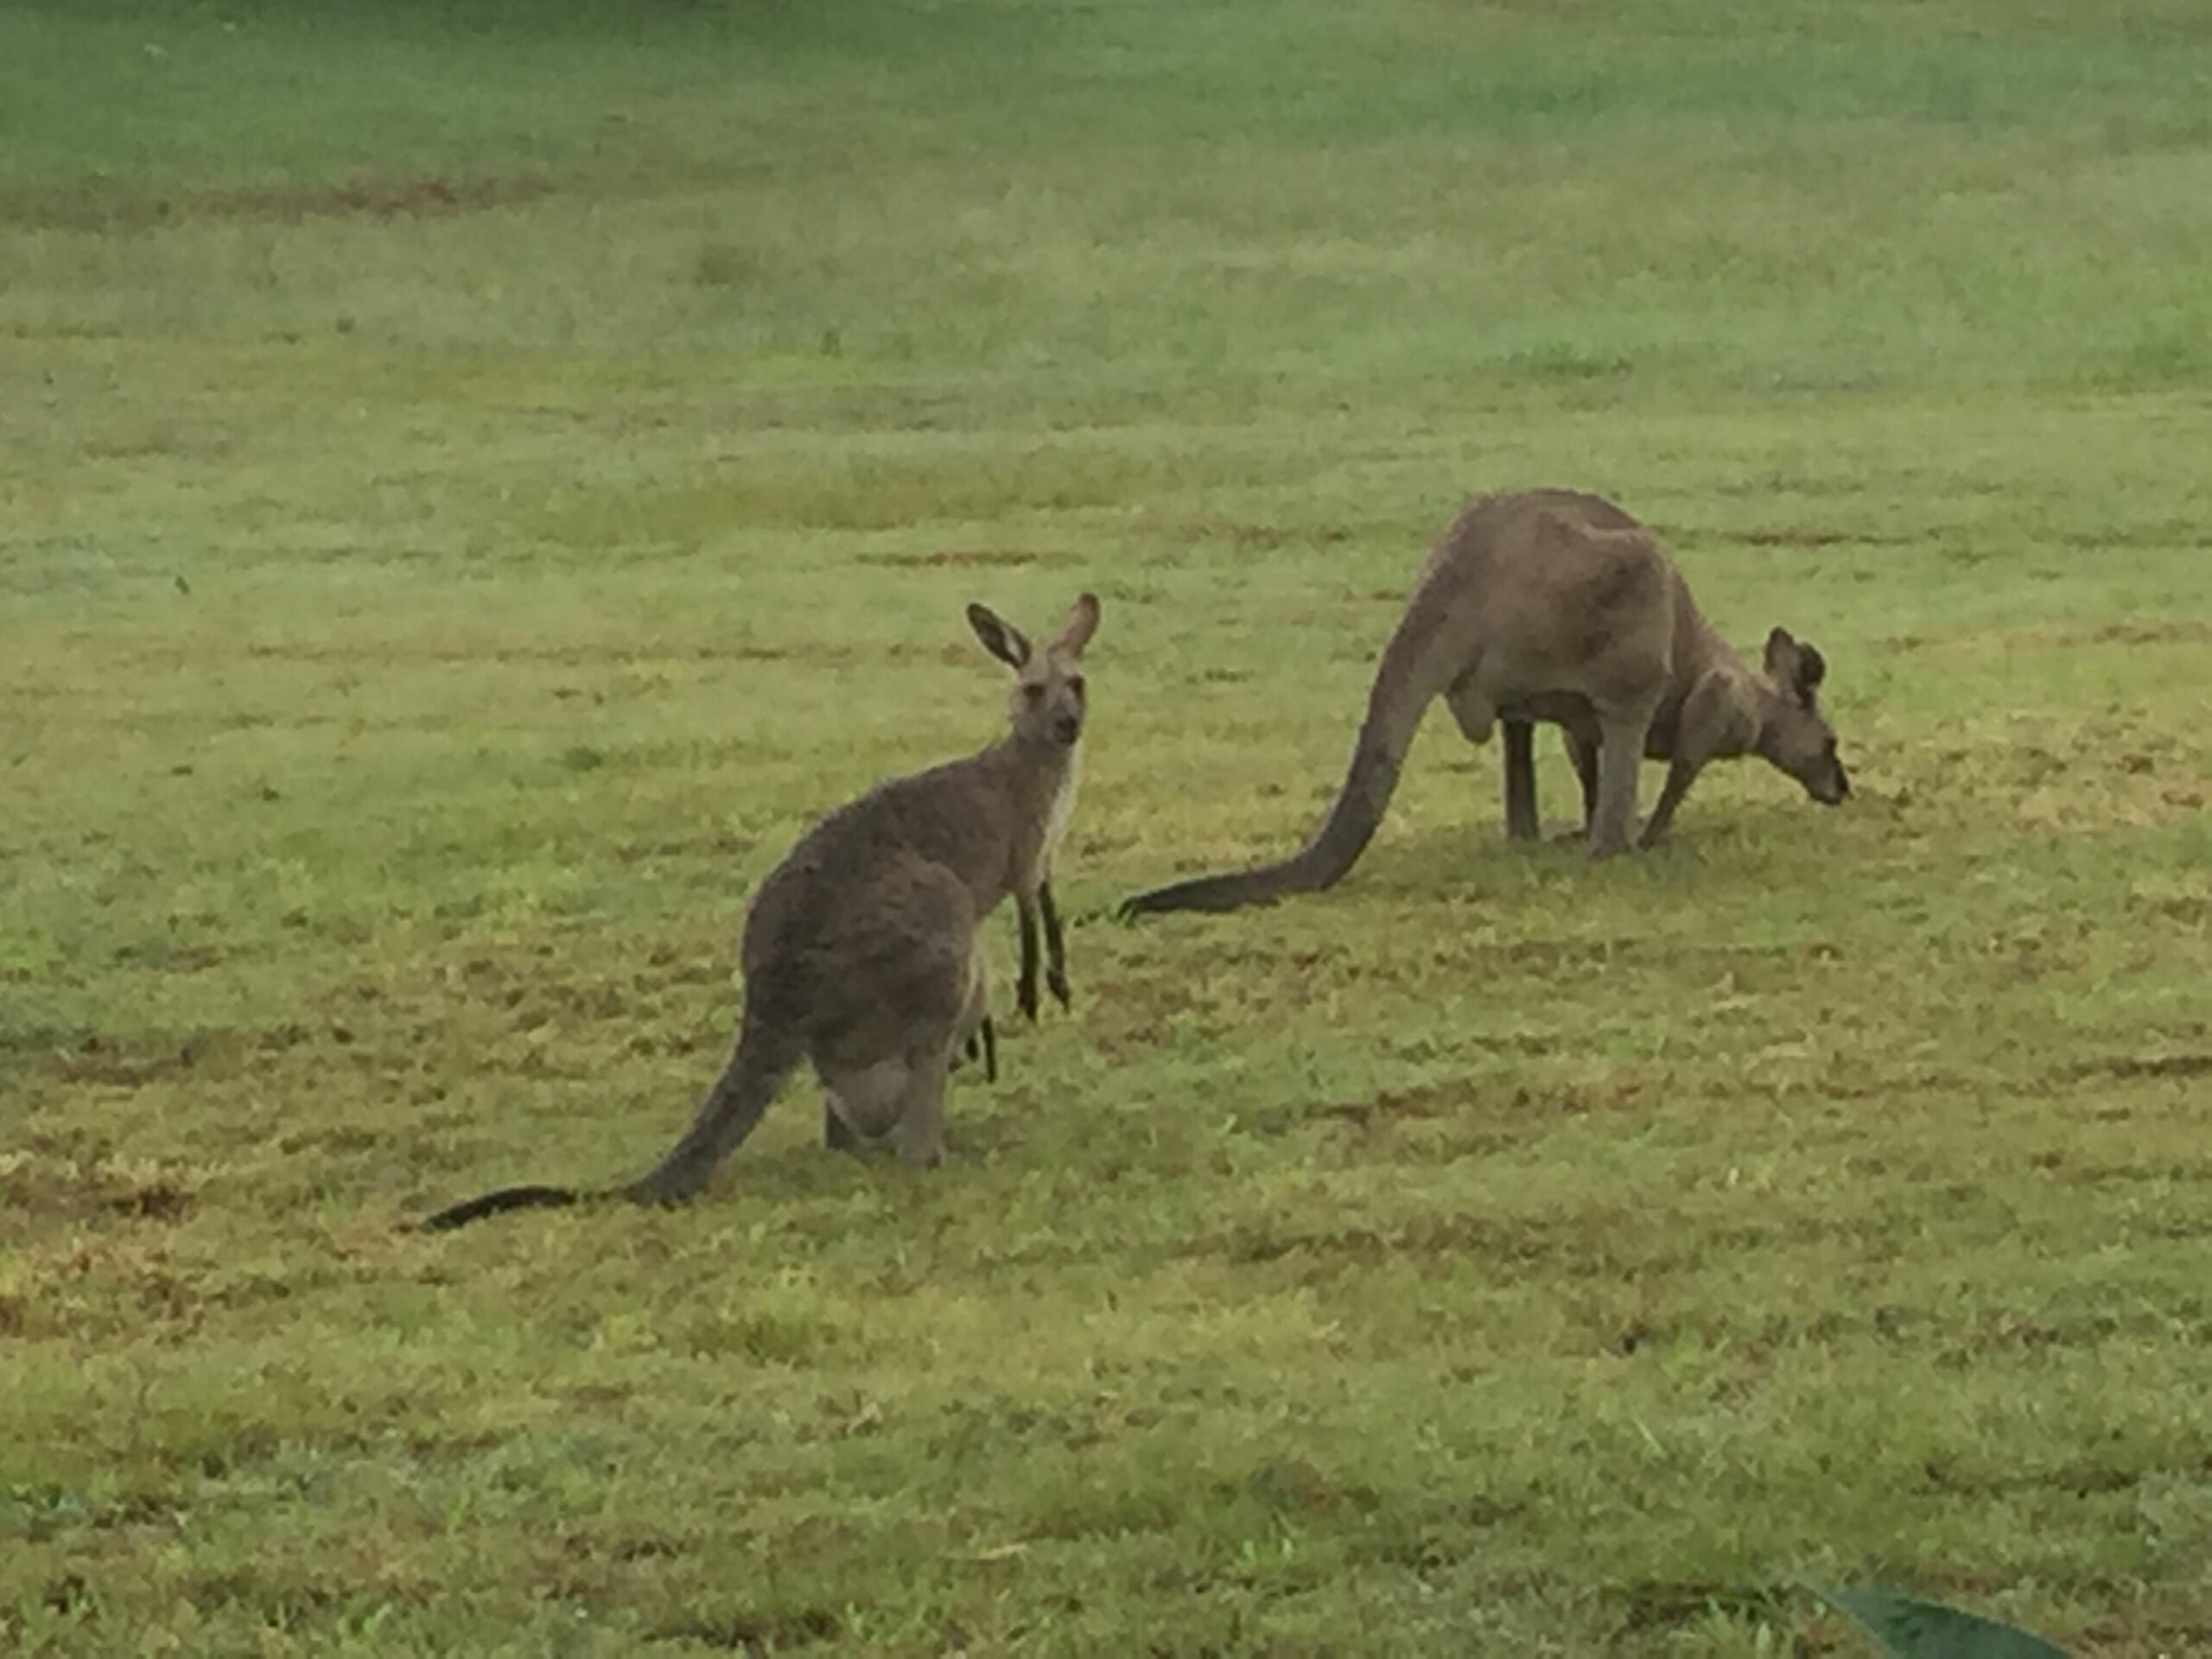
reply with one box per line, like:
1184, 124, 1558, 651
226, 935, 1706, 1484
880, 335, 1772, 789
1039, 747, 1082, 874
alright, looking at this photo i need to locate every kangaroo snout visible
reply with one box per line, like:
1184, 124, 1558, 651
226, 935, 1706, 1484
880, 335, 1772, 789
1053, 712, 1082, 746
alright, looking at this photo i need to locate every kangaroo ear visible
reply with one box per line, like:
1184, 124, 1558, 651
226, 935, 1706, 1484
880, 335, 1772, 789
1762, 626, 1800, 680
1051, 592, 1100, 657
967, 603, 1032, 669
1795, 640, 1827, 694
1763, 626, 1824, 701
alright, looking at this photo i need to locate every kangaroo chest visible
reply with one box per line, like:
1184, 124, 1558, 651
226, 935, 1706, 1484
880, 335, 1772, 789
1039, 748, 1081, 874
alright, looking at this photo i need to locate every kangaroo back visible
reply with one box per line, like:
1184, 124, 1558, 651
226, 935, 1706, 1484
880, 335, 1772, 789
1119, 595, 1465, 915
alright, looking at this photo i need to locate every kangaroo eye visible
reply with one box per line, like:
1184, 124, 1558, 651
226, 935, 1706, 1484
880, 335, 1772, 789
1022, 683, 1046, 702
1067, 676, 1086, 698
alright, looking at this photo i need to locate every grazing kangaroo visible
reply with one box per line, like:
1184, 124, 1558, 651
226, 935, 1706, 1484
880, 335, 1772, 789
418, 594, 1099, 1230
1121, 489, 1847, 917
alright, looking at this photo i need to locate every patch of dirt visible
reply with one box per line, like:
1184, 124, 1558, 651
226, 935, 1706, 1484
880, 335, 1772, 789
274, 1126, 383, 1156
1239, 1457, 1381, 1516
2078, 618, 2212, 646
109, 1181, 194, 1223
2061, 1052, 2212, 1084
3, 174, 554, 232
1232, 1076, 1639, 1160
1204, 1207, 1622, 1274
1710, 524, 1922, 550
1885, 616, 2212, 656
612, 830, 758, 865
34, 1031, 245, 1090
1728, 525, 1860, 547
1230, 1078, 1465, 1141
1933, 1311, 2133, 1369
612, 1534, 684, 1561
1182, 519, 1354, 551
1611, 1580, 1799, 1636
1916, 1455, 2144, 1498
182, 1567, 349, 1619
0, 1157, 204, 1231
854, 548, 1046, 569
2071, 1613, 2212, 1655
651, 1608, 842, 1653
41, 1574, 94, 1616
236, 639, 810, 667
554, 1525, 682, 1563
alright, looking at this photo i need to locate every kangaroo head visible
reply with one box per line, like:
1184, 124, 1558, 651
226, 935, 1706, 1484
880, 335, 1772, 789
1754, 626, 1849, 805
967, 592, 1100, 750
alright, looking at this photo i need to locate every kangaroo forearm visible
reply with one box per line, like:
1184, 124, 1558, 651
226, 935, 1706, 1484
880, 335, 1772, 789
1039, 881, 1065, 973
1501, 721, 1540, 841
1639, 759, 1701, 848
1016, 894, 1042, 1021
1039, 881, 1071, 1008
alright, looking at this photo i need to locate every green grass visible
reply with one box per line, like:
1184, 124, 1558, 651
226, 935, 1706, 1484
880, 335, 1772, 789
4, 0, 2210, 1653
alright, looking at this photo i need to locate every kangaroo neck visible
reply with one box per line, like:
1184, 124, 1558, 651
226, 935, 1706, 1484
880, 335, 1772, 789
977, 733, 1079, 897
1745, 673, 1810, 764
987, 731, 1076, 803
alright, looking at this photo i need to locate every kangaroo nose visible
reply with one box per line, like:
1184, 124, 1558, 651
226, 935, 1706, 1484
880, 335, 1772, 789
1054, 714, 1081, 744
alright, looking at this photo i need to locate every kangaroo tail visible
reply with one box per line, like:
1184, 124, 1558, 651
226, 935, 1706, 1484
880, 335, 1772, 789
619, 1003, 808, 1205
417, 1184, 582, 1232
415, 1000, 808, 1232
1119, 600, 1465, 917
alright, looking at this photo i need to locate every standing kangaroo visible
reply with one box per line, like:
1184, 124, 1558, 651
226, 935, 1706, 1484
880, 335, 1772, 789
1121, 489, 1847, 918
419, 594, 1099, 1230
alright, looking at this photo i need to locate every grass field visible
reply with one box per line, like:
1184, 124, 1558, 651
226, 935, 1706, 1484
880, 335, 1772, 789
4, 0, 2210, 1653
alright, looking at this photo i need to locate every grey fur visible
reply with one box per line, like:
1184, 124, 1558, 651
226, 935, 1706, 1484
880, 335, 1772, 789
1120, 489, 1847, 917
419, 593, 1099, 1230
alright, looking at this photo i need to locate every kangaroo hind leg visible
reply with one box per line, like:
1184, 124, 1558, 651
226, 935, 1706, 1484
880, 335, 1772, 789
1556, 729, 1599, 842
890, 1048, 954, 1169
823, 1103, 863, 1154
1500, 719, 1540, 841
812, 867, 974, 1165
822, 1059, 910, 1149
1586, 704, 1656, 858
1445, 679, 1538, 842
1445, 677, 1497, 746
